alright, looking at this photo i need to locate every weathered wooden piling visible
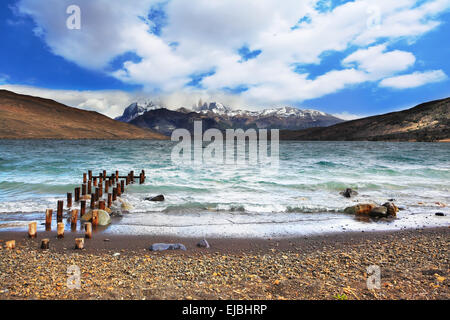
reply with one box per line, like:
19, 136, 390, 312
99, 200, 106, 211
88, 170, 92, 181
67, 192, 73, 208
90, 194, 95, 209
41, 239, 49, 250
57, 200, 64, 223
5, 240, 15, 249
107, 193, 112, 208
45, 209, 53, 228
80, 201, 86, 217
92, 210, 99, 227
105, 181, 109, 193
88, 180, 92, 194
57, 222, 64, 238
82, 184, 87, 196
121, 180, 125, 194
117, 183, 122, 196
93, 177, 98, 187
103, 170, 107, 178
113, 188, 117, 201
74, 187, 80, 202
126, 175, 130, 186
75, 238, 84, 250
115, 170, 119, 180
71, 209, 78, 227
130, 171, 134, 183
99, 183, 103, 198
28, 222, 37, 238
83, 173, 87, 183
85, 222, 92, 239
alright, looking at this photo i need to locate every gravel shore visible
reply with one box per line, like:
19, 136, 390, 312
0, 227, 448, 300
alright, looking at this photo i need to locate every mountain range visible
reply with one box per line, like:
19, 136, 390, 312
0, 90, 167, 140
115, 101, 344, 136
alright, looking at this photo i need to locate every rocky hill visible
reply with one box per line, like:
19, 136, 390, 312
280, 97, 450, 142
0, 90, 167, 140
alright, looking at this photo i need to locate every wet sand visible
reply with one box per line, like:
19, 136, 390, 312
0, 227, 448, 300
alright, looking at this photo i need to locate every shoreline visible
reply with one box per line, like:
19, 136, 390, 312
0, 226, 448, 254
0, 227, 448, 300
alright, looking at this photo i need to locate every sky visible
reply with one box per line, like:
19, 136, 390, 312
0, 0, 449, 119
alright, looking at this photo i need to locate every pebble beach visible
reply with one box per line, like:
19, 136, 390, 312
0, 227, 448, 300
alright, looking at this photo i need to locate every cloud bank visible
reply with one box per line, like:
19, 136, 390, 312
10, 0, 450, 113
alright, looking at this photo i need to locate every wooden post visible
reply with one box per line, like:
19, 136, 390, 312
57, 200, 64, 222
74, 187, 80, 202
81, 184, 87, 196
105, 181, 109, 193
117, 183, 121, 197
57, 222, 64, 239
99, 177, 103, 186
41, 239, 49, 250
80, 201, 86, 217
113, 188, 117, 201
71, 209, 78, 227
121, 180, 125, 194
88, 170, 92, 181
103, 170, 107, 178
28, 222, 37, 238
45, 209, 53, 229
85, 222, 92, 239
93, 177, 97, 187
67, 192, 72, 208
130, 171, 134, 183
107, 193, 112, 208
83, 173, 87, 183
115, 170, 119, 180
90, 194, 95, 209
75, 238, 84, 250
87, 180, 92, 194
95, 187, 99, 201
99, 182, 103, 198
92, 210, 99, 227
99, 200, 105, 211
5, 240, 15, 249
139, 172, 144, 184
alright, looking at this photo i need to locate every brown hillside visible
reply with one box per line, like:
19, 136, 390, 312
0, 90, 168, 140
280, 97, 450, 142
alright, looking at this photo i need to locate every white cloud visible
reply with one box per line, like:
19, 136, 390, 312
342, 44, 416, 78
14, 0, 450, 108
379, 70, 448, 89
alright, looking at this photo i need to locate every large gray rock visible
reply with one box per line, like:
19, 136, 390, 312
149, 243, 186, 251
197, 239, 210, 248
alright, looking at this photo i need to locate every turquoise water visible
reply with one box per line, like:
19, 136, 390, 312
0, 140, 449, 237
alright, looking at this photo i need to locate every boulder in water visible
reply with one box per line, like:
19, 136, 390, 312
197, 239, 210, 248
382, 202, 399, 217
145, 195, 165, 202
369, 206, 388, 218
81, 209, 111, 226
435, 212, 445, 217
344, 204, 376, 215
149, 243, 186, 251
340, 188, 358, 198
119, 198, 133, 212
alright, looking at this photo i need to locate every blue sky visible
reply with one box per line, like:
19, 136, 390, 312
0, 0, 449, 118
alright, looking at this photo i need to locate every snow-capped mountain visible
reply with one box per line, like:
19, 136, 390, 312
115, 100, 344, 136
191, 102, 330, 120
115, 101, 163, 122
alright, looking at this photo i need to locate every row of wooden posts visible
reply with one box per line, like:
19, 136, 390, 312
20, 169, 146, 250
